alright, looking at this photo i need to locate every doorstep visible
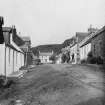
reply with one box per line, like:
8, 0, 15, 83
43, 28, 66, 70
8, 70, 27, 78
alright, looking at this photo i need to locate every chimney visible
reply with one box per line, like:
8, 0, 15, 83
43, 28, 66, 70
88, 25, 98, 34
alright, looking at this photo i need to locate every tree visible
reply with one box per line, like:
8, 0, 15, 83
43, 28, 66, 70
49, 55, 56, 63
61, 53, 67, 63
61, 51, 70, 63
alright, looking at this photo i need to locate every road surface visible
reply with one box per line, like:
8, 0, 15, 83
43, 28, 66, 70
0, 64, 105, 105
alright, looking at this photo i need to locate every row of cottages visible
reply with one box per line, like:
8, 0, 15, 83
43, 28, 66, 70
79, 26, 105, 62
0, 24, 25, 76
68, 27, 98, 64
39, 51, 53, 63
69, 32, 88, 64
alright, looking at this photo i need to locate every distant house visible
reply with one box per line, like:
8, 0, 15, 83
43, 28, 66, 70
79, 26, 105, 62
20, 36, 32, 66
39, 51, 53, 63
56, 53, 62, 64
0, 19, 25, 76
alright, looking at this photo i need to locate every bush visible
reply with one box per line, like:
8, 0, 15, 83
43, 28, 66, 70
87, 51, 104, 64
61, 54, 67, 63
0, 75, 15, 88
96, 56, 103, 64
87, 56, 97, 64
49, 54, 56, 63
34, 58, 41, 65
87, 51, 93, 57
87, 56, 103, 64
0, 75, 5, 88
80, 59, 87, 64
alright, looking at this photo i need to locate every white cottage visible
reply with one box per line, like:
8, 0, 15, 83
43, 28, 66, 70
0, 26, 25, 76
39, 51, 53, 63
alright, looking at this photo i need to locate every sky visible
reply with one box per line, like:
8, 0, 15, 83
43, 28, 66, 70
0, 0, 105, 46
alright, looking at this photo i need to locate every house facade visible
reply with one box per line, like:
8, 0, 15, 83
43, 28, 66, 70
70, 32, 88, 64
79, 26, 105, 62
91, 26, 105, 60
0, 18, 25, 76
39, 51, 53, 63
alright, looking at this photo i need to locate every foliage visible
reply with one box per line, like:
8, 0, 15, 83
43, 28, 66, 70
96, 56, 103, 64
49, 54, 57, 63
62, 37, 76, 48
87, 56, 97, 64
61, 52, 70, 63
35, 58, 41, 65
87, 51, 93, 57
80, 59, 87, 64
87, 52, 103, 64
32, 44, 62, 56
0, 75, 15, 88
61, 54, 67, 63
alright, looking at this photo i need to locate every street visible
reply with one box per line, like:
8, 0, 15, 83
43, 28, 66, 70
0, 64, 105, 105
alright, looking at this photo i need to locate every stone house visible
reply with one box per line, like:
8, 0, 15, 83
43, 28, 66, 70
79, 26, 104, 62
91, 26, 105, 60
70, 32, 88, 64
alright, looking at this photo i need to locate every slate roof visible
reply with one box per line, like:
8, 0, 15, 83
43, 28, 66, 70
76, 32, 88, 43
2, 27, 12, 32
79, 26, 103, 47
39, 51, 53, 56
2, 27, 25, 46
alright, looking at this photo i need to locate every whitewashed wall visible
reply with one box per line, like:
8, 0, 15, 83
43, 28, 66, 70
0, 45, 25, 76
14, 51, 17, 72
0, 44, 5, 75
80, 43, 91, 60
6, 47, 10, 76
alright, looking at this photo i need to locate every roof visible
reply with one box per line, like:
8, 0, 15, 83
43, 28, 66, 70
76, 32, 88, 43
21, 36, 31, 42
2, 27, 12, 32
79, 26, 104, 47
2, 27, 24, 46
39, 51, 53, 56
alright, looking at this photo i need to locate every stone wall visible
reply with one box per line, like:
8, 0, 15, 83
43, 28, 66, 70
91, 29, 105, 61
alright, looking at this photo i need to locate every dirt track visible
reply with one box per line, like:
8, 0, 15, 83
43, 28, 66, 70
0, 64, 105, 105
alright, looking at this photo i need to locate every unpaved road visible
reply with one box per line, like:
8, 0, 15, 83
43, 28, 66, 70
0, 64, 105, 105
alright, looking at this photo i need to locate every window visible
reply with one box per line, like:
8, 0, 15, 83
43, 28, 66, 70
0, 32, 4, 44
16, 52, 17, 64
94, 45, 95, 54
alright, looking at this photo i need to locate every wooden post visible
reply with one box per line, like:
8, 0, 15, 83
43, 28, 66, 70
0, 16, 4, 44
4, 46, 6, 77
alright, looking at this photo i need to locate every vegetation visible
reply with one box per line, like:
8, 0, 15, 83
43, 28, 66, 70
31, 44, 63, 56
61, 52, 70, 63
31, 37, 75, 56
0, 75, 15, 89
80, 59, 87, 64
87, 51, 104, 64
49, 54, 57, 63
62, 37, 76, 48
34, 58, 41, 65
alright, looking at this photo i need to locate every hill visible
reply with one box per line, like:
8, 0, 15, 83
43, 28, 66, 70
31, 37, 75, 56
62, 37, 75, 48
31, 44, 63, 56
